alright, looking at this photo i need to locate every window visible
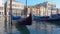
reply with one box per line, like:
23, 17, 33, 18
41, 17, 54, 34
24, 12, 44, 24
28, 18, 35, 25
2, 12, 3, 15
48, 4, 56, 8
0, 7, 3, 10
12, 4, 20, 7
48, 8, 51, 10
0, 12, 1, 15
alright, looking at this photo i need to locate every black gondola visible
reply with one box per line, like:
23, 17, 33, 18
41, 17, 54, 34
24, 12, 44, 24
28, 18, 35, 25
16, 13, 32, 25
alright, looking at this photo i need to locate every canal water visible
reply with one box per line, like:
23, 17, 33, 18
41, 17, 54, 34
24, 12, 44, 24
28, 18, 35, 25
4, 20, 60, 34
0, 19, 60, 34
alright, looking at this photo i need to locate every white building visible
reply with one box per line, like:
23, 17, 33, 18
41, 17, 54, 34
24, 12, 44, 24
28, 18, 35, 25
0, 0, 4, 22
5, 0, 24, 16
35, 2, 57, 16
5, 0, 24, 22
0, 0, 4, 16
5, 0, 24, 33
0, 0, 5, 34
57, 8, 60, 14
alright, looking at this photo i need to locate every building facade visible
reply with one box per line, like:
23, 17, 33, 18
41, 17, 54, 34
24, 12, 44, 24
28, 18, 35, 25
35, 2, 57, 16
39, 6, 48, 16
5, 0, 24, 16
0, 0, 4, 17
0, 0, 5, 34
57, 8, 60, 14
5, 0, 24, 27
5, 0, 24, 32
0, 0, 4, 23
27, 6, 48, 16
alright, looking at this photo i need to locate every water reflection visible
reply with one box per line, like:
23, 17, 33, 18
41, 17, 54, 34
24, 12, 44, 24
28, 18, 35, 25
15, 24, 30, 34
33, 21, 60, 34
4, 20, 60, 34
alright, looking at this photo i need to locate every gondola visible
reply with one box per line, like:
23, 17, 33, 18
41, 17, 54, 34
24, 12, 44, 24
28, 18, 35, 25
33, 16, 49, 21
12, 13, 32, 25
47, 14, 60, 21
33, 14, 60, 21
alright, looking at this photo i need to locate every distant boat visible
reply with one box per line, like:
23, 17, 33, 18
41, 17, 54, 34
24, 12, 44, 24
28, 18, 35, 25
47, 14, 60, 21
11, 15, 21, 20
33, 16, 49, 21
33, 14, 60, 21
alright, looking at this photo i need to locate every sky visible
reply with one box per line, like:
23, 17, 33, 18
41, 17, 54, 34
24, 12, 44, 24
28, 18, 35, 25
4, 0, 60, 8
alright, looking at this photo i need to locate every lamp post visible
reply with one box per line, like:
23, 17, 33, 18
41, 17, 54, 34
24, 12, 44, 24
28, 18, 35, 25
24, 0, 27, 18
26, 0, 27, 16
51, 7, 53, 16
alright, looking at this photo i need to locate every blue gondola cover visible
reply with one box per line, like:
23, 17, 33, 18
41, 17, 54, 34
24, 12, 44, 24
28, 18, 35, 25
11, 15, 21, 20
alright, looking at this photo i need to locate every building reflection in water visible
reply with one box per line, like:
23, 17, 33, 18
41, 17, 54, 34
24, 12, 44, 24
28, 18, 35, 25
4, 19, 60, 34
